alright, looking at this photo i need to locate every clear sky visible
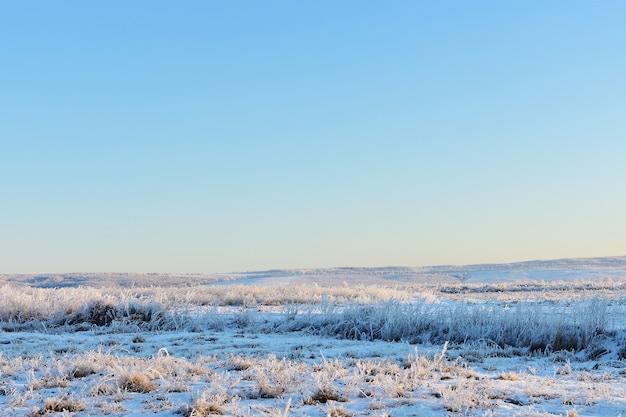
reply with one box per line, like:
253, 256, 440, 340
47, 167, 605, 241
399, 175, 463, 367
1, 1, 625, 274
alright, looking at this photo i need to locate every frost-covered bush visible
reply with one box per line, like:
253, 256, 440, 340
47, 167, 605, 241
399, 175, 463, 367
322, 298, 610, 352
0, 282, 619, 353
62, 300, 180, 331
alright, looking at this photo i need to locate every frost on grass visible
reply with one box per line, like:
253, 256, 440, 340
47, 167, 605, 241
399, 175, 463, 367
1, 283, 616, 353
1, 279, 626, 416
27, 395, 86, 415
177, 391, 228, 417
2, 331, 625, 416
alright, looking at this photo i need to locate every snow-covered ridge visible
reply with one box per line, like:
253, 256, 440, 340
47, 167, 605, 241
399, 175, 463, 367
2, 255, 626, 288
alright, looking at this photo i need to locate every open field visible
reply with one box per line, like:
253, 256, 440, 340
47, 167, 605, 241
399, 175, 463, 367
1, 258, 626, 416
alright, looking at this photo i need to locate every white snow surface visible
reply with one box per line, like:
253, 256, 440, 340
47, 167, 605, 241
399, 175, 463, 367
1, 256, 626, 416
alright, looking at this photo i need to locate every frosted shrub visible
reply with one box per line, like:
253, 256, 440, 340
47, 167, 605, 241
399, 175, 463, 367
326, 402, 354, 417
62, 299, 181, 331
249, 355, 306, 398
575, 298, 608, 346
64, 299, 118, 327
307, 357, 348, 404
0, 282, 619, 354
439, 378, 491, 413
117, 372, 156, 393
69, 362, 97, 379
323, 299, 609, 352
32, 395, 87, 414
329, 299, 431, 342
234, 307, 258, 328
178, 391, 227, 416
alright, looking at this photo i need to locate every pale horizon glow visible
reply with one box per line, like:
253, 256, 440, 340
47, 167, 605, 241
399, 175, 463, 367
1, 1, 625, 274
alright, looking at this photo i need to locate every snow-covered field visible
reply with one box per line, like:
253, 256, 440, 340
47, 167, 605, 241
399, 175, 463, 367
2, 257, 626, 416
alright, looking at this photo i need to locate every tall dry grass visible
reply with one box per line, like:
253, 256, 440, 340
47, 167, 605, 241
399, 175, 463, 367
0, 282, 622, 353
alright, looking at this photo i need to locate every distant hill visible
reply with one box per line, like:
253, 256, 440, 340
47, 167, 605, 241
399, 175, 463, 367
2, 256, 626, 288
0, 272, 240, 288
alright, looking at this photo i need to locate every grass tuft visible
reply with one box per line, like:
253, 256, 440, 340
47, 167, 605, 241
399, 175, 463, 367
70, 362, 97, 379
30, 395, 87, 415
178, 392, 227, 416
118, 372, 157, 393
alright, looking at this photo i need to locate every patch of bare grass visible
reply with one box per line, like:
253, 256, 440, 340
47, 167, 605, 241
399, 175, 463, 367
327, 402, 354, 417
177, 392, 228, 416
500, 372, 522, 381
29, 395, 87, 415
69, 362, 97, 379
249, 355, 305, 398
118, 372, 157, 393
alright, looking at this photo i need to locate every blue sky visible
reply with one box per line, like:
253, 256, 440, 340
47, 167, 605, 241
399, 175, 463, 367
1, 1, 625, 273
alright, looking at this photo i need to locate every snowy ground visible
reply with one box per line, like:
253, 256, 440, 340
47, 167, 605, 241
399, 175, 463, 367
3, 327, 626, 417
1, 257, 626, 416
